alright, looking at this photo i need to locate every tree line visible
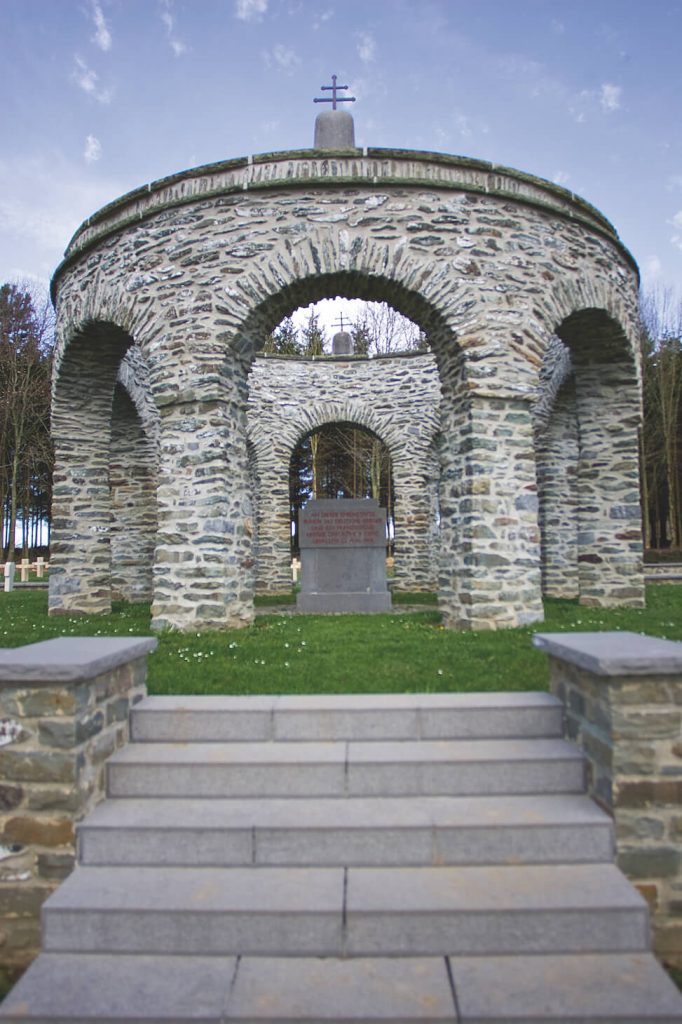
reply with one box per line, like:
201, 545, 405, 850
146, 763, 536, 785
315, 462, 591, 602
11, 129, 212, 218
639, 289, 682, 553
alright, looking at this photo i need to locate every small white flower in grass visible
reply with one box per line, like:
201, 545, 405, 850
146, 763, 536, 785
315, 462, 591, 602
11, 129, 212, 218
437, 669, 443, 676
284, 662, 290, 668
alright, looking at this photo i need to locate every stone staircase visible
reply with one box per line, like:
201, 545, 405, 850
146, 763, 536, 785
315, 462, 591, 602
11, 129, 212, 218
2, 692, 681, 1022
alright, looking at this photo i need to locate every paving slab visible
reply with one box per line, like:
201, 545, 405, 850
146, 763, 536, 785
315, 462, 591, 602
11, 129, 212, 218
0, 636, 157, 684
345, 863, 648, 956
346, 738, 584, 796
131, 693, 563, 743
43, 865, 344, 955
0, 953, 235, 1022
78, 794, 612, 867
226, 956, 457, 1022
533, 630, 682, 676
449, 952, 682, 1022
107, 741, 346, 797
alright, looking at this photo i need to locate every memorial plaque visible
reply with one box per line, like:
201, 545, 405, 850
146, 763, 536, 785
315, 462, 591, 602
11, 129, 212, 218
296, 498, 392, 614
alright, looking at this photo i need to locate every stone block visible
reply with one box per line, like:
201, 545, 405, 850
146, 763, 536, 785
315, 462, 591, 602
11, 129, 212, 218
37, 852, 75, 881
4, 816, 74, 848
228, 956, 456, 1021
617, 847, 680, 879
450, 951, 682, 1022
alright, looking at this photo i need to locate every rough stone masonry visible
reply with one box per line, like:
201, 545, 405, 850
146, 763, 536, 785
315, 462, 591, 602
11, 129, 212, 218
47, 144, 644, 632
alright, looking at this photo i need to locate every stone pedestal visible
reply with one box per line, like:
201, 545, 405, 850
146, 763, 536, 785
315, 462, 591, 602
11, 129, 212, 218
0, 636, 156, 981
297, 499, 391, 614
534, 630, 682, 967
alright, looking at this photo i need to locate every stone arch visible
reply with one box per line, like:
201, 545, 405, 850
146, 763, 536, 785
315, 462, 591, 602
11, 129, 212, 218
553, 307, 643, 607
247, 349, 442, 597
252, 399, 411, 596
48, 320, 136, 616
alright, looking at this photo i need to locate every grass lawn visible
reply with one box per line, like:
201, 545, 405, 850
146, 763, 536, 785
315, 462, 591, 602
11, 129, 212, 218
0, 585, 681, 695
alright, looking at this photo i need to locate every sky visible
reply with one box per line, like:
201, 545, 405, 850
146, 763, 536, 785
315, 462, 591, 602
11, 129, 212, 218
2, 0, 682, 333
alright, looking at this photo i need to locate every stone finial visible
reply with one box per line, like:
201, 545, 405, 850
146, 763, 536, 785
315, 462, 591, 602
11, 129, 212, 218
313, 74, 356, 149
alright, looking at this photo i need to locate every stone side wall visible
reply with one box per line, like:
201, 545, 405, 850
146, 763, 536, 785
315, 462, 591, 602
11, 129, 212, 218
536, 632, 682, 968
48, 147, 643, 632
0, 638, 154, 979
247, 352, 441, 593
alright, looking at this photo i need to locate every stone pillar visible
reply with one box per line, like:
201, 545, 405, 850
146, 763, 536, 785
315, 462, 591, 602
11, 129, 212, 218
253, 464, 292, 596
0, 636, 156, 981
536, 380, 579, 599
110, 387, 157, 603
574, 362, 644, 607
534, 630, 682, 967
151, 397, 255, 631
440, 392, 543, 630
392, 482, 436, 592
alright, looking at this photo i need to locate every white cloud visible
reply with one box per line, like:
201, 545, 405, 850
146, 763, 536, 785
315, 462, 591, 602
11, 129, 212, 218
90, 1, 112, 52
600, 83, 622, 113
313, 9, 333, 30
84, 135, 102, 164
265, 44, 300, 73
159, 0, 187, 56
70, 56, 113, 104
235, 0, 268, 21
553, 171, 570, 186
667, 175, 682, 191
356, 31, 376, 64
672, 210, 682, 229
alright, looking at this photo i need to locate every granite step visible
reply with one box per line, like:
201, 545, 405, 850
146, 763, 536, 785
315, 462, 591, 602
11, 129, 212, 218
130, 691, 563, 743
106, 736, 585, 798
3, 952, 681, 1023
42, 863, 647, 957
78, 792, 614, 867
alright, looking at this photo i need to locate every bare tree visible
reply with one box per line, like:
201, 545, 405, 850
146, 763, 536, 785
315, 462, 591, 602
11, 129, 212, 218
350, 302, 425, 356
0, 282, 54, 559
639, 288, 682, 551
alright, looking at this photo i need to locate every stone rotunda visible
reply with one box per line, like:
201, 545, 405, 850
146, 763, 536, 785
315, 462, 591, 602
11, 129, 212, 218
47, 99, 644, 633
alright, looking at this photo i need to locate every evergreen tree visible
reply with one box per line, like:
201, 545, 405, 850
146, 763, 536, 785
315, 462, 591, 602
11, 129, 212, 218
263, 317, 301, 355
301, 310, 326, 357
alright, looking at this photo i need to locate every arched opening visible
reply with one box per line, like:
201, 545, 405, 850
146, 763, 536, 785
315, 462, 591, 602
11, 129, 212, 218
241, 273, 450, 609
48, 321, 135, 616
289, 422, 395, 561
553, 308, 644, 608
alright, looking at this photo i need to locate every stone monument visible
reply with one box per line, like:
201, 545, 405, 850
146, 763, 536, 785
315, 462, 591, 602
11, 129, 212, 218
331, 313, 353, 356
296, 498, 391, 613
313, 74, 356, 149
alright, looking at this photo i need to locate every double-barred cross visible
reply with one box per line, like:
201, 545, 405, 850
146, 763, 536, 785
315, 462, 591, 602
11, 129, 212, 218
314, 74, 356, 110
